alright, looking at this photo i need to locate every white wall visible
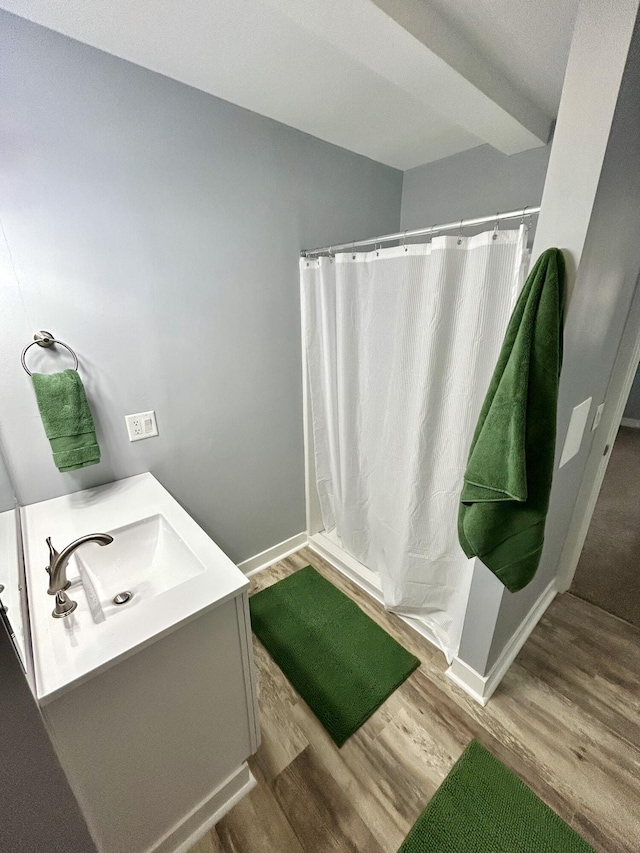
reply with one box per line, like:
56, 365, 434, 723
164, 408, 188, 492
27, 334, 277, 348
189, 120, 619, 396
0, 12, 402, 564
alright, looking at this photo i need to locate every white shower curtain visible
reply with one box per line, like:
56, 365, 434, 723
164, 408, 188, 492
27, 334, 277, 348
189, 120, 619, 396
301, 226, 529, 660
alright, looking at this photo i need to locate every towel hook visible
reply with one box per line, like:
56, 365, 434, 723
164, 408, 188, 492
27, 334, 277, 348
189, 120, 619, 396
21, 331, 79, 377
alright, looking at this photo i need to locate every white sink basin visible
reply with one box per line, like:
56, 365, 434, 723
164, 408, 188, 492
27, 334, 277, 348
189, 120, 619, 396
74, 514, 207, 621
22, 473, 249, 703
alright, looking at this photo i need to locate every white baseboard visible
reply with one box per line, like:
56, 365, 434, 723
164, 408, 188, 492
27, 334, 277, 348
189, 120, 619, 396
308, 532, 382, 601
446, 580, 557, 705
237, 532, 307, 577
620, 417, 640, 428
152, 763, 256, 853
446, 657, 491, 706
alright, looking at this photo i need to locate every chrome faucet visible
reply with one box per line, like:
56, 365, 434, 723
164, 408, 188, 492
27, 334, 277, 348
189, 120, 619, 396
46, 533, 114, 618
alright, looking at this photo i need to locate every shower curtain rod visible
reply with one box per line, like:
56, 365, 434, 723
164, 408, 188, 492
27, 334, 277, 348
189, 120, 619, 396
301, 205, 540, 258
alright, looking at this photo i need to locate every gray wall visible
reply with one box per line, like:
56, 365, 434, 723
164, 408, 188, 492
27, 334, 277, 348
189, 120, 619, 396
485, 0, 640, 670
400, 143, 551, 232
0, 12, 402, 563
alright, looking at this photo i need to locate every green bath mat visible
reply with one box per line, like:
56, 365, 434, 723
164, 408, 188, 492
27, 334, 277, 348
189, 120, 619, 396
399, 741, 595, 852
249, 565, 419, 746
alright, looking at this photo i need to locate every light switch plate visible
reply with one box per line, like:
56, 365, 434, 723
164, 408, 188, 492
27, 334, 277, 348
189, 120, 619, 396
559, 398, 592, 467
125, 411, 158, 442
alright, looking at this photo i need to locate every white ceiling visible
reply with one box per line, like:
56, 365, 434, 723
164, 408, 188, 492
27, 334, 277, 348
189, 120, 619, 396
0, 0, 579, 170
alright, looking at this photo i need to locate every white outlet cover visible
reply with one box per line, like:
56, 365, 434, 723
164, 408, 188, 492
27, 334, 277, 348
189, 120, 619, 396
125, 411, 159, 442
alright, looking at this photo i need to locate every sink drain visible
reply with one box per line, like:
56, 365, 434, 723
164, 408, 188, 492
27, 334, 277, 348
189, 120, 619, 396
113, 591, 133, 606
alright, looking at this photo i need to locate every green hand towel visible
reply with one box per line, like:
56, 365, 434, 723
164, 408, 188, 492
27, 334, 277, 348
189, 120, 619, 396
458, 248, 566, 592
31, 369, 101, 472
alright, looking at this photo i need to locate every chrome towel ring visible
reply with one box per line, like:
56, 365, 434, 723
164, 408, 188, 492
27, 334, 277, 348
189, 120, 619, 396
21, 330, 79, 377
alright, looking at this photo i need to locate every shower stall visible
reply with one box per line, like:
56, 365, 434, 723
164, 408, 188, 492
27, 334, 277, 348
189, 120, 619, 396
301, 209, 536, 662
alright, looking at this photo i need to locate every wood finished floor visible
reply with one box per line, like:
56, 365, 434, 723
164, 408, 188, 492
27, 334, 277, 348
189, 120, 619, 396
189, 547, 640, 853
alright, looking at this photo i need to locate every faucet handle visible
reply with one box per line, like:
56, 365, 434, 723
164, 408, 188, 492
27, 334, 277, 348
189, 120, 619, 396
52, 590, 77, 619
45, 537, 59, 575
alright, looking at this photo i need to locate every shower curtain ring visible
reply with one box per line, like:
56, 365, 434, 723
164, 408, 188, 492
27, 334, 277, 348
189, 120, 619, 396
352, 242, 356, 260
403, 231, 408, 252
457, 219, 464, 245
492, 213, 500, 240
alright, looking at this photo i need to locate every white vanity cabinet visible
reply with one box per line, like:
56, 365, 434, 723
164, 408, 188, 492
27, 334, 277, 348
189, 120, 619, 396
42, 592, 259, 853
22, 474, 260, 853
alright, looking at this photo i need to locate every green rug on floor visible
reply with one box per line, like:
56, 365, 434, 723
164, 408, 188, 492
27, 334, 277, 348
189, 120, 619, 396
399, 741, 595, 853
249, 565, 419, 746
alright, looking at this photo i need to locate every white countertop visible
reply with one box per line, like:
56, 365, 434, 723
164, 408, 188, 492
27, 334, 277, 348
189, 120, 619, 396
22, 473, 248, 704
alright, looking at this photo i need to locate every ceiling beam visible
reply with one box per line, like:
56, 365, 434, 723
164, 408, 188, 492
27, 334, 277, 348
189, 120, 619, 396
269, 0, 552, 154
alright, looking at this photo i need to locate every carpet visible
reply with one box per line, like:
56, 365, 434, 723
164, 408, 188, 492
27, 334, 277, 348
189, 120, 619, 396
571, 425, 640, 628
399, 740, 594, 852
249, 565, 420, 746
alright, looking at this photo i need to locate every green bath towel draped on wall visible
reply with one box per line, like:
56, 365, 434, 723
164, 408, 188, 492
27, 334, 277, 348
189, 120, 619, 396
458, 248, 566, 593
31, 369, 101, 472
